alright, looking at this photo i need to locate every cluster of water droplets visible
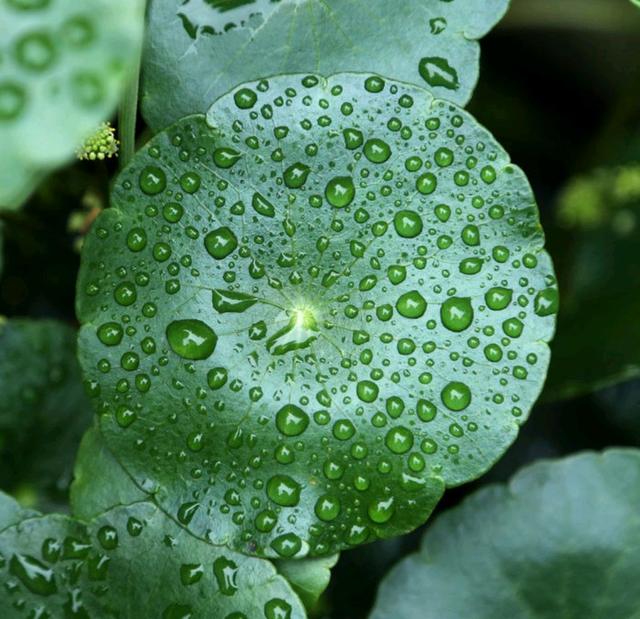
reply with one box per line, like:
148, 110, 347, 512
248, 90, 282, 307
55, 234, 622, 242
78, 73, 557, 558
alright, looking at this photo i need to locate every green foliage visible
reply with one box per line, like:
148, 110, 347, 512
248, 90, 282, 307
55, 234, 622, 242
545, 165, 640, 399
0, 490, 306, 618
77, 72, 557, 559
0, 320, 92, 509
141, 0, 509, 131
370, 449, 640, 619
0, 0, 145, 209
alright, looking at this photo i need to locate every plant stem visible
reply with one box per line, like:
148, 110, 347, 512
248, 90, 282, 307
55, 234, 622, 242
118, 46, 143, 169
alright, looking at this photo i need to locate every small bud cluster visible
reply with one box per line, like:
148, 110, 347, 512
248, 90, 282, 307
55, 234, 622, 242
77, 122, 119, 161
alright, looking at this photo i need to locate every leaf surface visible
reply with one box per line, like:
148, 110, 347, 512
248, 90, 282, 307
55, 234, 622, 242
0, 0, 145, 208
370, 449, 640, 619
0, 499, 306, 618
78, 73, 557, 558
0, 320, 92, 508
142, 0, 509, 131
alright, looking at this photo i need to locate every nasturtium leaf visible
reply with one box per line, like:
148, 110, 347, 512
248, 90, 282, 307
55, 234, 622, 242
0, 0, 145, 209
142, 0, 509, 132
77, 73, 557, 558
0, 320, 92, 506
275, 553, 339, 613
544, 165, 640, 400
370, 449, 640, 619
0, 502, 305, 618
70, 425, 147, 521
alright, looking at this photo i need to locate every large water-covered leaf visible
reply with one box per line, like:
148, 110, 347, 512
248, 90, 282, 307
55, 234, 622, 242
0, 494, 305, 618
370, 449, 640, 619
142, 0, 509, 132
0, 320, 92, 507
0, 0, 145, 209
77, 73, 557, 558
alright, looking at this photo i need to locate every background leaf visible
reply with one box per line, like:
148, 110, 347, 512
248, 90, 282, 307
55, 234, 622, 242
77, 73, 557, 559
142, 0, 509, 131
0, 494, 306, 618
0, 0, 145, 209
544, 165, 640, 399
370, 449, 640, 619
0, 319, 92, 510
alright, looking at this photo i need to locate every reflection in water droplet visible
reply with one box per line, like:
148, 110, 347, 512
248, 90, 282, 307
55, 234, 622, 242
166, 319, 217, 360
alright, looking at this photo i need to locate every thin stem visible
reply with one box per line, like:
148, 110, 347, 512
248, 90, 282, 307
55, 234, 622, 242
118, 45, 143, 169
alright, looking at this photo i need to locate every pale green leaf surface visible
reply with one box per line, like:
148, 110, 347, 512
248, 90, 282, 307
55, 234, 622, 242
0, 0, 145, 209
142, 0, 509, 132
77, 73, 557, 559
0, 320, 92, 505
275, 553, 339, 612
370, 450, 640, 619
0, 491, 38, 532
0, 501, 306, 618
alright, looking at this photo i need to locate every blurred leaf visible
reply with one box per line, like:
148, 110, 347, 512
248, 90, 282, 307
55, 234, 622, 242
142, 0, 509, 131
0, 491, 37, 531
0, 490, 306, 618
0, 0, 145, 209
370, 449, 640, 619
275, 553, 339, 613
544, 165, 640, 399
0, 320, 93, 509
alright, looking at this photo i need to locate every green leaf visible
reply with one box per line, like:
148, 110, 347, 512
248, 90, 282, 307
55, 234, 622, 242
370, 449, 640, 619
142, 0, 509, 131
0, 491, 38, 532
0, 320, 93, 508
70, 425, 147, 521
0, 500, 306, 618
77, 73, 557, 558
275, 553, 339, 613
544, 165, 640, 400
0, 0, 145, 209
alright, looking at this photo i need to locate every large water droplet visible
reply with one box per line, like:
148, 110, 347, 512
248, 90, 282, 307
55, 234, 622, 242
166, 319, 217, 360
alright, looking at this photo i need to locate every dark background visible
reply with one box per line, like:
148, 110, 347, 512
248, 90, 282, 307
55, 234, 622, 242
1, 1, 639, 616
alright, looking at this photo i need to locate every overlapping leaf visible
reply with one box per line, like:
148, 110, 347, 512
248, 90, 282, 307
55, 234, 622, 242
0, 320, 92, 507
370, 450, 640, 619
78, 73, 557, 558
0, 0, 145, 208
0, 490, 305, 618
142, 0, 509, 131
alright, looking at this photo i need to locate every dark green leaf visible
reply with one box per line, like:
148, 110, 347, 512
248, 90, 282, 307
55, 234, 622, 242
77, 73, 557, 558
0, 320, 93, 509
0, 0, 145, 208
544, 165, 640, 399
142, 0, 509, 131
0, 498, 306, 618
370, 449, 640, 619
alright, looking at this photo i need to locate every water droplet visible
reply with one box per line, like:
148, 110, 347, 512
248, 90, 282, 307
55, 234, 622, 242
440, 297, 473, 332
367, 497, 394, 524
267, 475, 301, 507
396, 291, 427, 318
139, 166, 166, 195
385, 426, 414, 454
166, 319, 218, 360
441, 382, 471, 411
485, 287, 513, 311
283, 162, 310, 188
315, 495, 341, 521
393, 210, 423, 238
325, 176, 355, 208
276, 404, 310, 437
97, 322, 123, 346
213, 557, 238, 595
364, 138, 391, 163
534, 287, 559, 316
234, 87, 257, 109
205, 226, 238, 260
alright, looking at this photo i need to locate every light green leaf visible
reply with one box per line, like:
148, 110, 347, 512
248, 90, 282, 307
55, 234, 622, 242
70, 425, 147, 521
0, 491, 38, 532
0, 320, 93, 508
142, 0, 509, 131
370, 449, 640, 619
77, 73, 557, 559
0, 501, 306, 618
275, 553, 339, 612
544, 165, 640, 400
0, 0, 145, 209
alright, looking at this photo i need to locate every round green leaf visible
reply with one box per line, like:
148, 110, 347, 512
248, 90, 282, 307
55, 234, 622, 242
0, 320, 92, 506
0, 0, 145, 208
77, 73, 557, 558
0, 502, 305, 618
142, 0, 509, 131
370, 449, 640, 619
